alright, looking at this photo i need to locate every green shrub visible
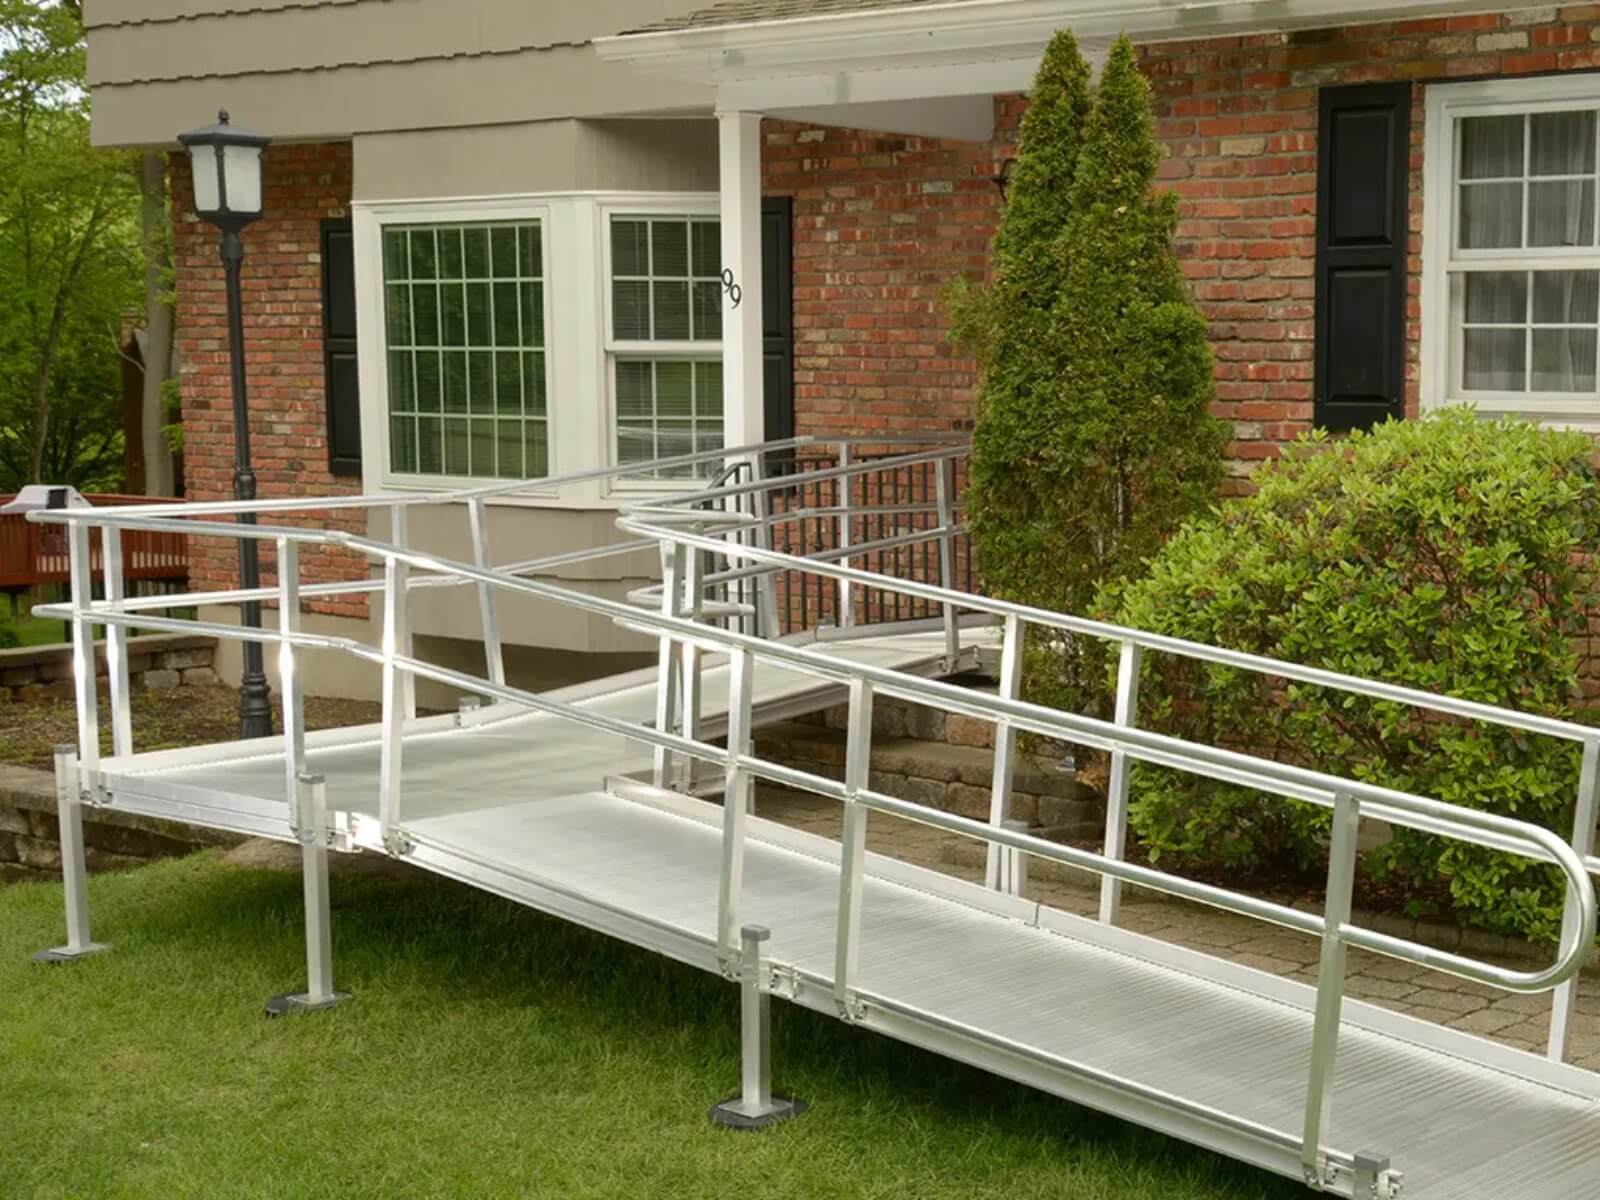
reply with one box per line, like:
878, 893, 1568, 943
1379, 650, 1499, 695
1110, 410, 1600, 942
957, 34, 1225, 717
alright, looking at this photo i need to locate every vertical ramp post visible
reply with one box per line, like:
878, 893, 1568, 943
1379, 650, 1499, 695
277, 538, 307, 825
996, 818, 1031, 898
266, 773, 351, 1016
678, 535, 705, 792
388, 504, 417, 721
1549, 738, 1600, 1062
718, 647, 755, 967
710, 925, 805, 1130
934, 455, 959, 669
1301, 792, 1360, 1189
750, 458, 781, 642
1098, 639, 1143, 927
985, 614, 1022, 891
834, 678, 873, 1021
101, 526, 133, 759
377, 549, 409, 855
467, 497, 506, 688
66, 520, 100, 802
34, 746, 109, 963
653, 541, 685, 789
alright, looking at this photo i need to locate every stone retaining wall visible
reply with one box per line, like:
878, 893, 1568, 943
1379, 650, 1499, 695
0, 765, 239, 884
0, 634, 218, 704
756, 719, 1104, 842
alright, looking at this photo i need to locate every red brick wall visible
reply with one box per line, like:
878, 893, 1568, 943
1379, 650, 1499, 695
1142, 8, 1600, 487
763, 9, 1600, 490
171, 142, 367, 617
762, 109, 1021, 440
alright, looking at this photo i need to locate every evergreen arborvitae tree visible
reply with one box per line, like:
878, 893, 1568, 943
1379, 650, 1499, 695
963, 33, 1226, 716
958, 30, 1092, 612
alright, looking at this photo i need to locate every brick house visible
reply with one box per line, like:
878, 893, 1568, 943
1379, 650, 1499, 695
83, 0, 1600, 698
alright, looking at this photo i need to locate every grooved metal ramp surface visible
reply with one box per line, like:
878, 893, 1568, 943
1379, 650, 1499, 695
405, 787, 1599, 1200
99, 627, 976, 824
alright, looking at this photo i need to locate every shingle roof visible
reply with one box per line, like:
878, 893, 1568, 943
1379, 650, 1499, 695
633, 0, 960, 35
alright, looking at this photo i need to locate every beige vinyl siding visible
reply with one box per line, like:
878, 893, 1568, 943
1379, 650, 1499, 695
85, 0, 712, 147
379, 506, 660, 653
354, 120, 720, 202
82, 0, 361, 28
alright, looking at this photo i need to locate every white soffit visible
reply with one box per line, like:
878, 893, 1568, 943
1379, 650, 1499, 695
595, 1, 1518, 116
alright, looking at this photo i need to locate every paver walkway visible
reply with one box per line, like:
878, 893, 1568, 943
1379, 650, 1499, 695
754, 786, 1600, 1074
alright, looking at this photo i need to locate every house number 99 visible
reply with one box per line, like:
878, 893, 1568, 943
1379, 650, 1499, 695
721, 268, 742, 309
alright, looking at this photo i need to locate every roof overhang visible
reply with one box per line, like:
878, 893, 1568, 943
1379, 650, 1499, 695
595, 0, 1513, 138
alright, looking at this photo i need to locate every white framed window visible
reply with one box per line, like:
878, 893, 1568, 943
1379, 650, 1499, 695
382, 219, 551, 481
603, 206, 724, 480
353, 193, 727, 502
1424, 76, 1600, 426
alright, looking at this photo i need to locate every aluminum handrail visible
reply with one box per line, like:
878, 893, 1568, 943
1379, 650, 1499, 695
28, 503, 1591, 881
44, 433, 967, 523
39, 520, 1597, 996
623, 521, 1600, 747
62, 574, 1598, 998
77, 538, 661, 614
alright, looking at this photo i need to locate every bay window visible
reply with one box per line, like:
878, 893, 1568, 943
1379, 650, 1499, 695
357, 194, 726, 498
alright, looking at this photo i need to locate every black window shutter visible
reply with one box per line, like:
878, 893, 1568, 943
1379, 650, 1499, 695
1314, 82, 1410, 433
321, 218, 362, 476
761, 196, 795, 444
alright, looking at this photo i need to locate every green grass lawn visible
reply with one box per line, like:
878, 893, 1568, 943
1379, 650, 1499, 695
0, 854, 1302, 1199
1, 609, 73, 648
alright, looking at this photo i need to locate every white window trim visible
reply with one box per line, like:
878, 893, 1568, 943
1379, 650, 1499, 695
598, 198, 724, 494
352, 190, 720, 507
1422, 75, 1600, 430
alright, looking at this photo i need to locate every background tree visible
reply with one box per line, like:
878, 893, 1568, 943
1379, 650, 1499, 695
958, 34, 1226, 717
0, 0, 141, 492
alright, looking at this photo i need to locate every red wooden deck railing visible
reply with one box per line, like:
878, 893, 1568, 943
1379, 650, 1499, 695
0, 495, 188, 590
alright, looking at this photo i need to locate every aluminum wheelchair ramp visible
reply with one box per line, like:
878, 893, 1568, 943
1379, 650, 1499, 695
384, 780, 1600, 1200
24, 436, 1600, 1197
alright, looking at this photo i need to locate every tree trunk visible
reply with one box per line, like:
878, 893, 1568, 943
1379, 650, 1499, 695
139, 152, 176, 496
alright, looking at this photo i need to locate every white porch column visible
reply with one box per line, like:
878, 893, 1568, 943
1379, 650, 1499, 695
718, 110, 765, 448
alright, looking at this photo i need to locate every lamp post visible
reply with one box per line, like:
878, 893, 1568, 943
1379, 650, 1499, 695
179, 111, 274, 739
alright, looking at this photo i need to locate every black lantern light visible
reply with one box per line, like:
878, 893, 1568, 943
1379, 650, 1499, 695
179, 111, 275, 739
993, 156, 1017, 199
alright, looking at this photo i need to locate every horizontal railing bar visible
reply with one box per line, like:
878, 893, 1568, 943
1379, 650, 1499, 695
857, 788, 1581, 993
62, 538, 660, 616
632, 445, 964, 509
646, 523, 971, 596
857, 789, 1325, 936
27, 439, 812, 522
27, 435, 967, 524
625, 523, 1600, 747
